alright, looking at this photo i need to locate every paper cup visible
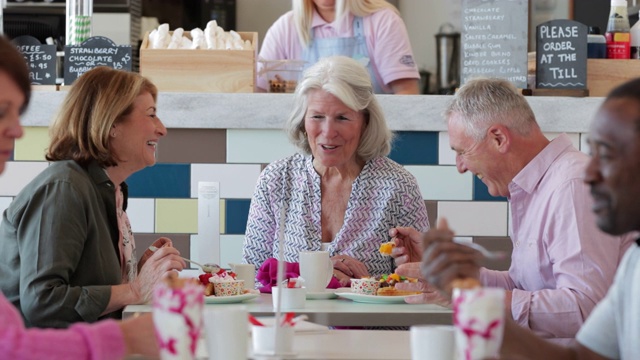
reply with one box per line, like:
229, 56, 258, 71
272, 286, 306, 310
212, 279, 244, 296
350, 278, 379, 295
231, 263, 256, 290
252, 325, 294, 355
152, 280, 204, 360
453, 287, 505, 360
410, 325, 455, 360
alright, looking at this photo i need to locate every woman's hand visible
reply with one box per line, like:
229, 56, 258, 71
388, 227, 425, 266
331, 255, 369, 279
131, 245, 185, 303
138, 237, 172, 270
332, 269, 351, 287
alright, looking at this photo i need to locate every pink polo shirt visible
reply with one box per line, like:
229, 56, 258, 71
0, 292, 126, 360
258, 8, 419, 92
480, 134, 634, 344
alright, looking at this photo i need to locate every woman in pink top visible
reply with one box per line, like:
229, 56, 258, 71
0, 35, 158, 359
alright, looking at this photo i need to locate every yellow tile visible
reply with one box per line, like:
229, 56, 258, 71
15, 127, 49, 161
219, 199, 226, 234
155, 199, 198, 233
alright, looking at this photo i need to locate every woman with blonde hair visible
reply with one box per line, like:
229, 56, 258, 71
258, 0, 420, 94
0, 66, 185, 328
0, 35, 162, 359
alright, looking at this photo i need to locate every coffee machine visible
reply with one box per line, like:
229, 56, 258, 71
435, 23, 460, 95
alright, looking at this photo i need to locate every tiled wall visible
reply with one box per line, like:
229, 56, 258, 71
2, 127, 587, 271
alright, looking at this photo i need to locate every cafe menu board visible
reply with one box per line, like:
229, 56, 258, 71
461, 0, 528, 88
12, 35, 57, 86
64, 36, 132, 85
536, 20, 587, 90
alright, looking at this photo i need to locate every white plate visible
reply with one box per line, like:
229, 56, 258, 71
305, 289, 338, 300
204, 293, 259, 304
335, 292, 410, 304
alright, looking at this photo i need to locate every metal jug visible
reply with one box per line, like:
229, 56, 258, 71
435, 23, 460, 94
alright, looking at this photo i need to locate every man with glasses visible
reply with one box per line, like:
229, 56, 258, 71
392, 78, 632, 344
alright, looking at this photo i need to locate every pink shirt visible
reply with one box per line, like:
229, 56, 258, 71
258, 8, 419, 92
480, 134, 634, 344
0, 292, 125, 360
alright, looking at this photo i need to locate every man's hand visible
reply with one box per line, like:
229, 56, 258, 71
388, 226, 424, 266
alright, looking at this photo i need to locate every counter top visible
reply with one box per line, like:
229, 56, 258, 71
23, 92, 605, 133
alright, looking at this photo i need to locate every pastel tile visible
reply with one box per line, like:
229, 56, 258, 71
227, 129, 298, 164
225, 199, 252, 235
157, 129, 226, 164
155, 198, 198, 233
389, 131, 439, 165
473, 176, 507, 202
190, 163, 261, 199
219, 199, 226, 234
405, 165, 472, 200
127, 163, 190, 198
474, 236, 513, 271
0, 162, 49, 196
580, 133, 590, 154
14, 127, 49, 161
425, 200, 437, 225
126, 198, 155, 233
0, 197, 14, 215
220, 235, 246, 268
134, 233, 191, 261
438, 131, 455, 165
437, 201, 509, 237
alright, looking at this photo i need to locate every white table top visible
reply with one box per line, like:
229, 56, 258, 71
124, 293, 452, 327
195, 329, 411, 360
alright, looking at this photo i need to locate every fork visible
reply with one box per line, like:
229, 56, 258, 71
454, 241, 507, 260
148, 245, 218, 273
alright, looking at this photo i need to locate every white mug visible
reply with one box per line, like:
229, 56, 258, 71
298, 251, 333, 292
272, 286, 306, 311
203, 305, 248, 360
230, 263, 256, 290
410, 325, 455, 360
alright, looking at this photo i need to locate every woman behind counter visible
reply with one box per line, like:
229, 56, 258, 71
243, 55, 430, 285
0, 35, 158, 360
258, 0, 420, 94
0, 66, 185, 328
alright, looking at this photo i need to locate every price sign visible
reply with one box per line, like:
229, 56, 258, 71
64, 36, 132, 85
536, 20, 588, 90
12, 35, 57, 86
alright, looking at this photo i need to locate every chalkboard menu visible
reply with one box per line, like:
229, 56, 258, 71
12, 36, 57, 86
536, 20, 588, 90
461, 0, 528, 88
64, 36, 132, 85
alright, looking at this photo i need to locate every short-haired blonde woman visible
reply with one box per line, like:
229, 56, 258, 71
257, 0, 420, 94
243, 56, 429, 286
0, 66, 185, 328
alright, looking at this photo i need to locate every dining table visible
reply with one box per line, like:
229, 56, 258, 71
123, 292, 452, 327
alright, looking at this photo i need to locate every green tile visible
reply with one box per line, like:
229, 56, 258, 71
15, 127, 49, 161
155, 199, 198, 233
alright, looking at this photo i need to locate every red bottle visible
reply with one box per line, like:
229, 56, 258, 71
606, 0, 631, 59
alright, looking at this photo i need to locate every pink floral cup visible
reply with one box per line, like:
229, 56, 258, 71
212, 279, 244, 296
350, 278, 380, 295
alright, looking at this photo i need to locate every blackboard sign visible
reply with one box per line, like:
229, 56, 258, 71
64, 36, 132, 85
12, 36, 57, 86
461, 0, 529, 88
536, 20, 588, 90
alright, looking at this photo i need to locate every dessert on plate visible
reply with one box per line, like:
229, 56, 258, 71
377, 273, 422, 296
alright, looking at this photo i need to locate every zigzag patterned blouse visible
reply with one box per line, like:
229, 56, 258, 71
242, 153, 430, 276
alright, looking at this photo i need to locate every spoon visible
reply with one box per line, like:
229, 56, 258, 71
148, 245, 219, 273
454, 241, 507, 260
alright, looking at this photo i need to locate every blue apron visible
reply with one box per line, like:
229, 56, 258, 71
301, 16, 385, 93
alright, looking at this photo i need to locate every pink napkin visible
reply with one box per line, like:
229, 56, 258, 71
256, 257, 341, 293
